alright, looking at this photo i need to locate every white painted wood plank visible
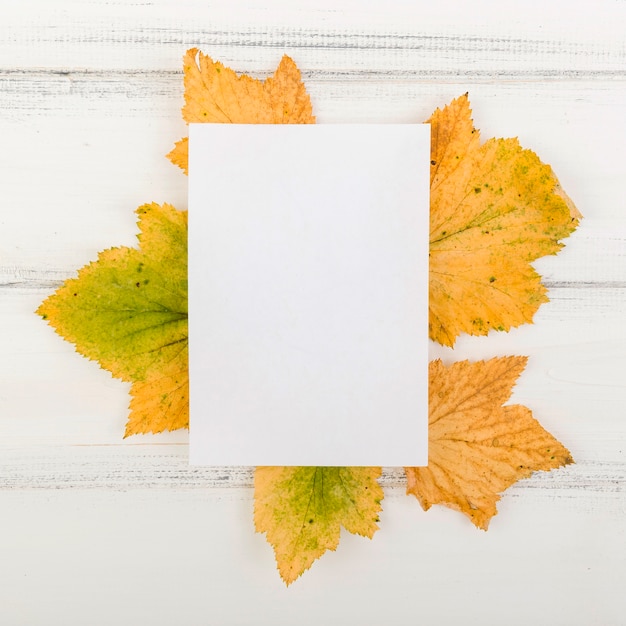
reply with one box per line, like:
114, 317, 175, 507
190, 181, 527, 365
1, 78, 625, 276
0, 445, 623, 501
3, 217, 624, 291
0, 487, 624, 626
2, 0, 624, 73
1, 266, 625, 489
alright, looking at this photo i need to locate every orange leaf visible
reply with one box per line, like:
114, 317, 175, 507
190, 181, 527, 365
126, 356, 188, 436
406, 358, 573, 529
168, 49, 315, 172
166, 137, 189, 175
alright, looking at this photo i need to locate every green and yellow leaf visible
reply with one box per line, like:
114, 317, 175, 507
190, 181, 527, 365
37, 203, 188, 436
254, 466, 383, 585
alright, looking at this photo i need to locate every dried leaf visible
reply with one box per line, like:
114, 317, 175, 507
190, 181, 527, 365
168, 49, 315, 173
166, 137, 189, 174
405, 358, 574, 529
36, 54, 579, 584
254, 466, 383, 585
428, 94, 580, 346
37, 203, 188, 436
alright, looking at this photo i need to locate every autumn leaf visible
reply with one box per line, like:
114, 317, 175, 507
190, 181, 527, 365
254, 466, 383, 585
405, 358, 573, 530
35, 51, 579, 586
428, 94, 580, 346
37, 203, 188, 436
167, 48, 316, 173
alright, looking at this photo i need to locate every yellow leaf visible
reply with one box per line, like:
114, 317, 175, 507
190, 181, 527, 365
428, 94, 580, 346
254, 466, 383, 585
166, 137, 189, 175
406, 358, 574, 529
126, 357, 188, 436
168, 49, 315, 172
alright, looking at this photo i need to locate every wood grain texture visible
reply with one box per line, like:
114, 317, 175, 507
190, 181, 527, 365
1, 1, 625, 624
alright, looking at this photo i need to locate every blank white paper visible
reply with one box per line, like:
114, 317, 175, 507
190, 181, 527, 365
188, 124, 429, 466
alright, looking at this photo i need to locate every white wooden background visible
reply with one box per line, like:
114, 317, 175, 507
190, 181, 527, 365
1, 1, 625, 624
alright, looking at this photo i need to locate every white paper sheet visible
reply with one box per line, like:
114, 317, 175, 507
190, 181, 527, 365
188, 124, 429, 466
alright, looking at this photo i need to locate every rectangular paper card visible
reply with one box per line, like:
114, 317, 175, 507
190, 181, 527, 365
188, 123, 430, 466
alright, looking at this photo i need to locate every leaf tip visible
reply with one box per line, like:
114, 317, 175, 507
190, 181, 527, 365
183, 46, 200, 65
166, 137, 189, 174
279, 53, 297, 67
35, 300, 49, 320
553, 177, 583, 221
